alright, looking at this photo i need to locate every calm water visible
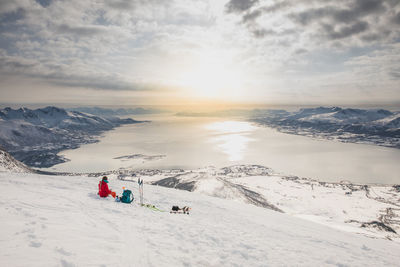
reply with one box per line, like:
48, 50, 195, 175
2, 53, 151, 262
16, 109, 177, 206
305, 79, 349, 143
48, 115, 400, 184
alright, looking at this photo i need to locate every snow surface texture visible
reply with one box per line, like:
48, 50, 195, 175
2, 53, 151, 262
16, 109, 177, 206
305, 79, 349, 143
106, 165, 400, 242
0, 106, 142, 168
1, 172, 400, 266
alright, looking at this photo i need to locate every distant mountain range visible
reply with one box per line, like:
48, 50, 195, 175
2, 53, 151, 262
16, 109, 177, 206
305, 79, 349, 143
70, 107, 166, 117
252, 107, 400, 148
0, 106, 143, 168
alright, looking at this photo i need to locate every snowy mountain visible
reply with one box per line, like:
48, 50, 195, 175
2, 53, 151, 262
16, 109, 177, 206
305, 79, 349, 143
0, 106, 143, 168
0, 147, 33, 173
70, 106, 165, 117
1, 171, 400, 266
252, 107, 400, 148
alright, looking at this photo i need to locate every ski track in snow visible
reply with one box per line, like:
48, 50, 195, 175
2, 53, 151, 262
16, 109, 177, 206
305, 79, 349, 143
1, 172, 400, 266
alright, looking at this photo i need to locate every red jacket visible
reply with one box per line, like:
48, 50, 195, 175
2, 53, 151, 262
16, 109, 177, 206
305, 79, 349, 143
98, 181, 112, 197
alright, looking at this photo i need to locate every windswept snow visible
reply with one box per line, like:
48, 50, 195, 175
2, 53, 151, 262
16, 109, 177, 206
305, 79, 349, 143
1, 172, 400, 266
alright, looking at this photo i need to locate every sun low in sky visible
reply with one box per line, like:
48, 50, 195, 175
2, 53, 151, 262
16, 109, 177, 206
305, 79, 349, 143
0, 0, 399, 106
172, 48, 245, 99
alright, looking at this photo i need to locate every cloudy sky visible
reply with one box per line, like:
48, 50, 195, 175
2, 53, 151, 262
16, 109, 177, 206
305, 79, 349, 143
0, 0, 399, 106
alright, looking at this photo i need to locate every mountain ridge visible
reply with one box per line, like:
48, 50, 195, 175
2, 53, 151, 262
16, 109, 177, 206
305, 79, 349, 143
0, 106, 144, 168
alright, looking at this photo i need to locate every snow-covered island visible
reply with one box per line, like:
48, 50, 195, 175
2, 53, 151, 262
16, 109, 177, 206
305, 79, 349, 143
1, 148, 400, 266
0, 106, 144, 168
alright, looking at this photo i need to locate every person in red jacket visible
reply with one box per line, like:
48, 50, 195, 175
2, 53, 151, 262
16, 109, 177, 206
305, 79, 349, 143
98, 176, 116, 198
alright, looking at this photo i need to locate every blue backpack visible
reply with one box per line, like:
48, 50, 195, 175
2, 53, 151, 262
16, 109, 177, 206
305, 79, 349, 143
120, 189, 134, 204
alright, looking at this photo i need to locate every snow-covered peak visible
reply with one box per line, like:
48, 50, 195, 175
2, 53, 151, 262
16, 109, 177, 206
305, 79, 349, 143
0, 106, 141, 168
375, 113, 400, 128
0, 106, 122, 129
296, 108, 395, 124
0, 106, 69, 126
0, 147, 33, 173
293, 107, 342, 119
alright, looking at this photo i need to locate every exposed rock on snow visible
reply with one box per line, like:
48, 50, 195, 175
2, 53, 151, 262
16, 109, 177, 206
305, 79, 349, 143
152, 177, 197, 191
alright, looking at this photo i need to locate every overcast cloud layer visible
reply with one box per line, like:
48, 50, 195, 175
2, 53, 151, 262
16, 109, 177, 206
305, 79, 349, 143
0, 0, 399, 105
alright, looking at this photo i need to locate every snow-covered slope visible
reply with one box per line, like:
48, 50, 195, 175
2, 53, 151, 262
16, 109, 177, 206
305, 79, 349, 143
0, 147, 33, 173
1, 172, 399, 266
110, 165, 400, 241
0, 106, 142, 167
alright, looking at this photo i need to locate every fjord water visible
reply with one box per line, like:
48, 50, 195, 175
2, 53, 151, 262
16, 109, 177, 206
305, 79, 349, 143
49, 115, 400, 184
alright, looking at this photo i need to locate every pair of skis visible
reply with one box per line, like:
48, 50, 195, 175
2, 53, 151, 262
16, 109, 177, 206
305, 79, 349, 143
137, 178, 164, 211
137, 178, 175, 213
142, 203, 165, 212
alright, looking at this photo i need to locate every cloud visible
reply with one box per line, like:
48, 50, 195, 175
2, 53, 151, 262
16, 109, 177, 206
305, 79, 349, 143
0, 1, 30, 15
106, 0, 136, 10
393, 12, 400, 25
225, 0, 259, 14
105, 0, 168, 11
226, 0, 399, 49
322, 21, 369, 40
0, 0, 216, 94
55, 24, 107, 37
35, 0, 52, 8
0, 0, 399, 104
242, 1, 291, 24
0, 53, 145, 92
290, 0, 385, 26
294, 48, 308, 55
0, 56, 38, 70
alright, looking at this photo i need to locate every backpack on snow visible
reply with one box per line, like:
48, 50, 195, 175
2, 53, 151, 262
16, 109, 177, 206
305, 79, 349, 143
120, 189, 134, 204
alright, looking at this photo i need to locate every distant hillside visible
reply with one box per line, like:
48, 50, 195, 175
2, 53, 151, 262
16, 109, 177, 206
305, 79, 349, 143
70, 107, 166, 117
0, 106, 143, 168
252, 107, 400, 149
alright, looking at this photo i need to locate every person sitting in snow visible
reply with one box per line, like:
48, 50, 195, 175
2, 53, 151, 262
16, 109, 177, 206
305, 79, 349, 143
98, 176, 116, 198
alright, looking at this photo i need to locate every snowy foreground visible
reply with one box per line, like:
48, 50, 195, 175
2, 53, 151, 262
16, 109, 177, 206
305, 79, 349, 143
1, 172, 400, 266
106, 165, 400, 241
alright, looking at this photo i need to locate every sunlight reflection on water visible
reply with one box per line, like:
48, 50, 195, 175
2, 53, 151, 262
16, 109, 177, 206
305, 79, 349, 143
49, 116, 400, 184
205, 121, 256, 161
